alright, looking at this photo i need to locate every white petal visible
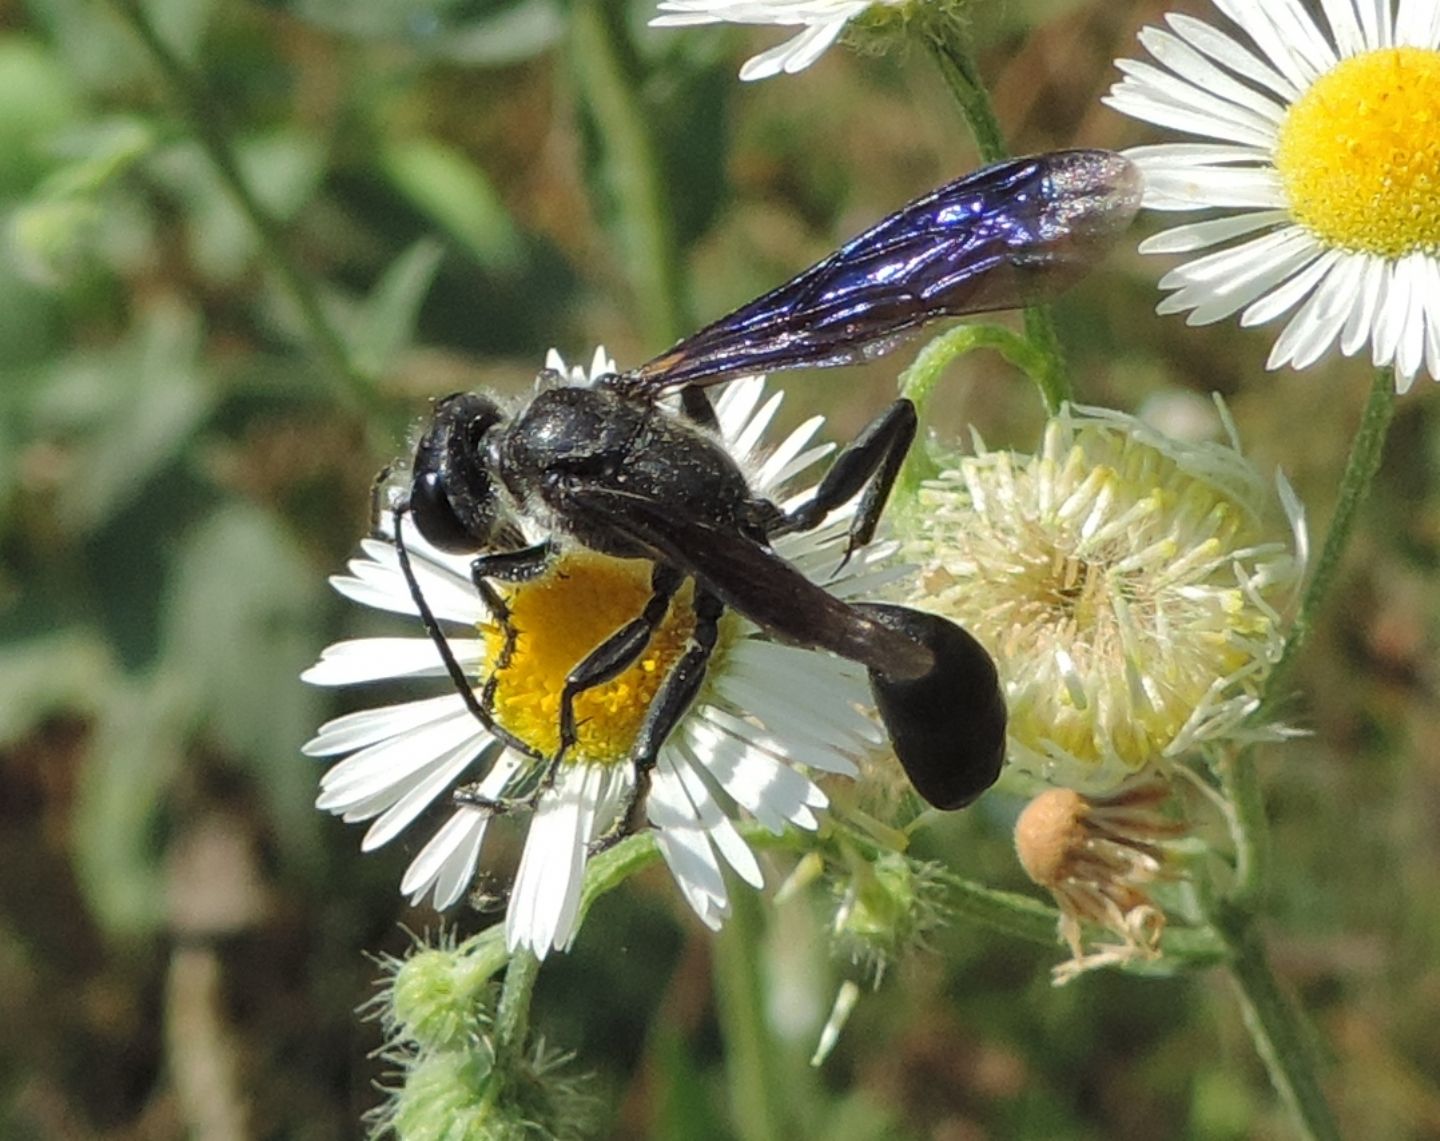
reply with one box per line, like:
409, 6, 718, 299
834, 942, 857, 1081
714, 376, 765, 441
359, 739, 495, 850
1239, 247, 1345, 327
1318, 0, 1367, 55
400, 807, 489, 909
739, 18, 847, 81
753, 416, 826, 491
1139, 210, 1288, 255
1163, 13, 1301, 102
507, 765, 601, 956
1340, 254, 1387, 355
663, 749, 765, 886
684, 716, 825, 831
1421, 261, 1440, 382
303, 692, 466, 756
1123, 141, 1274, 167
316, 714, 484, 810
730, 391, 784, 461
654, 825, 728, 928
1136, 164, 1286, 212
1212, 0, 1327, 88
301, 636, 484, 686
1136, 26, 1289, 123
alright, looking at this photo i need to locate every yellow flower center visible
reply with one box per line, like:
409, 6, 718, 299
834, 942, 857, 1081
1274, 47, 1440, 257
480, 551, 698, 765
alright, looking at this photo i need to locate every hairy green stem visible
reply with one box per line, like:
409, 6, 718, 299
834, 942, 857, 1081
1258, 368, 1397, 723
895, 322, 1059, 500
1215, 905, 1341, 1141
713, 891, 790, 1141
1225, 369, 1395, 909
491, 946, 541, 1075
1211, 368, 1395, 1136
569, 0, 687, 347
923, 24, 1006, 165
105, 0, 370, 405
922, 18, 1070, 411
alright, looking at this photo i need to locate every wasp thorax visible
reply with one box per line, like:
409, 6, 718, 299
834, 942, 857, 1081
481, 551, 709, 765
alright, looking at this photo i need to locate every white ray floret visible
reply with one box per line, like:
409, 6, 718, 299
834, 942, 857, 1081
650, 0, 892, 80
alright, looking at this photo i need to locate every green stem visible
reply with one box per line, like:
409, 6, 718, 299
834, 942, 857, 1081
922, 17, 1070, 411
491, 946, 541, 1074
1020, 307, 1070, 414
1214, 905, 1341, 1141
105, 0, 370, 405
923, 23, 1006, 165
1256, 368, 1397, 723
713, 890, 790, 1141
1225, 368, 1395, 910
1208, 368, 1395, 1137
569, 0, 687, 347
895, 322, 1062, 500
1218, 745, 1269, 912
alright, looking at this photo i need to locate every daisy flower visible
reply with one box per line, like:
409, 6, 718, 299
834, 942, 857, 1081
1105, 0, 1440, 389
303, 349, 898, 957
900, 403, 1307, 793
650, 0, 895, 81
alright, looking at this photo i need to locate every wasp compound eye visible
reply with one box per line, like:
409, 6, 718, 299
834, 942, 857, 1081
409, 470, 476, 554
857, 603, 1007, 810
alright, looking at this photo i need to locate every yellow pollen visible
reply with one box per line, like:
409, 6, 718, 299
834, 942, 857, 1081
480, 551, 697, 766
1274, 47, 1440, 257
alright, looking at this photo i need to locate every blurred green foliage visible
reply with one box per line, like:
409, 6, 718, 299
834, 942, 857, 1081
2, 0, 1440, 1137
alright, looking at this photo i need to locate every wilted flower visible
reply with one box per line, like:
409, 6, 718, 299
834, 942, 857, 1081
1106, 0, 1440, 389
900, 403, 1306, 792
1015, 781, 1183, 983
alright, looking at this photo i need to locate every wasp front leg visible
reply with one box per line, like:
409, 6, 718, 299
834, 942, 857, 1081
468, 541, 556, 714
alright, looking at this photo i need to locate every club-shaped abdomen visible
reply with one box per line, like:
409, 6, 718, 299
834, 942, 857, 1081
857, 603, 1007, 810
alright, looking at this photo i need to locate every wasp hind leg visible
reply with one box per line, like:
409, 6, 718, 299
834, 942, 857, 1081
589, 584, 724, 855
770, 398, 917, 562
457, 563, 688, 818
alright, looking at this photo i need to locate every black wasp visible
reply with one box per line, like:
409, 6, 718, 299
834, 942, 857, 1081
388, 149, 1142, 833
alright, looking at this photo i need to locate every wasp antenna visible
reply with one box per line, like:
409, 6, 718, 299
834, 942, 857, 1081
370, 466, 402, 533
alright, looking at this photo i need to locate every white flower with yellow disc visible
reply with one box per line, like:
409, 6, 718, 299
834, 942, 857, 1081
303, 349, 895, 957
1106, 0, 1440, 389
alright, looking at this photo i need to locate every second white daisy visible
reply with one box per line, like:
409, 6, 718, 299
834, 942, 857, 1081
1106, 0, 1440, 389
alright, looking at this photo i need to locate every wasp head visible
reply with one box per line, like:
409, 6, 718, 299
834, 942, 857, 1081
408, 392, 515, 554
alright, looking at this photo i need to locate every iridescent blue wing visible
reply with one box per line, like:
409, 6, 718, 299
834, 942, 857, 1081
619, 150, 1142, 394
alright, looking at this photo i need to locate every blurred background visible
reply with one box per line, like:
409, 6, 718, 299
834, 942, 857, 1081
2, 0, 1439, 1136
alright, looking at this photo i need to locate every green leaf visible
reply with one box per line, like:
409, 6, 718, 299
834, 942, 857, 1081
347, 238, 446, 377
158, 502, 327, 865
0, 632, 112, 747
39, 302, 214, 534
0, 34, 82, 196
140, 0, 219, 65
273, 0, 565, 65
147, 130, 327, 283
378, 137, 524, 271
72, 670, 194, 939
